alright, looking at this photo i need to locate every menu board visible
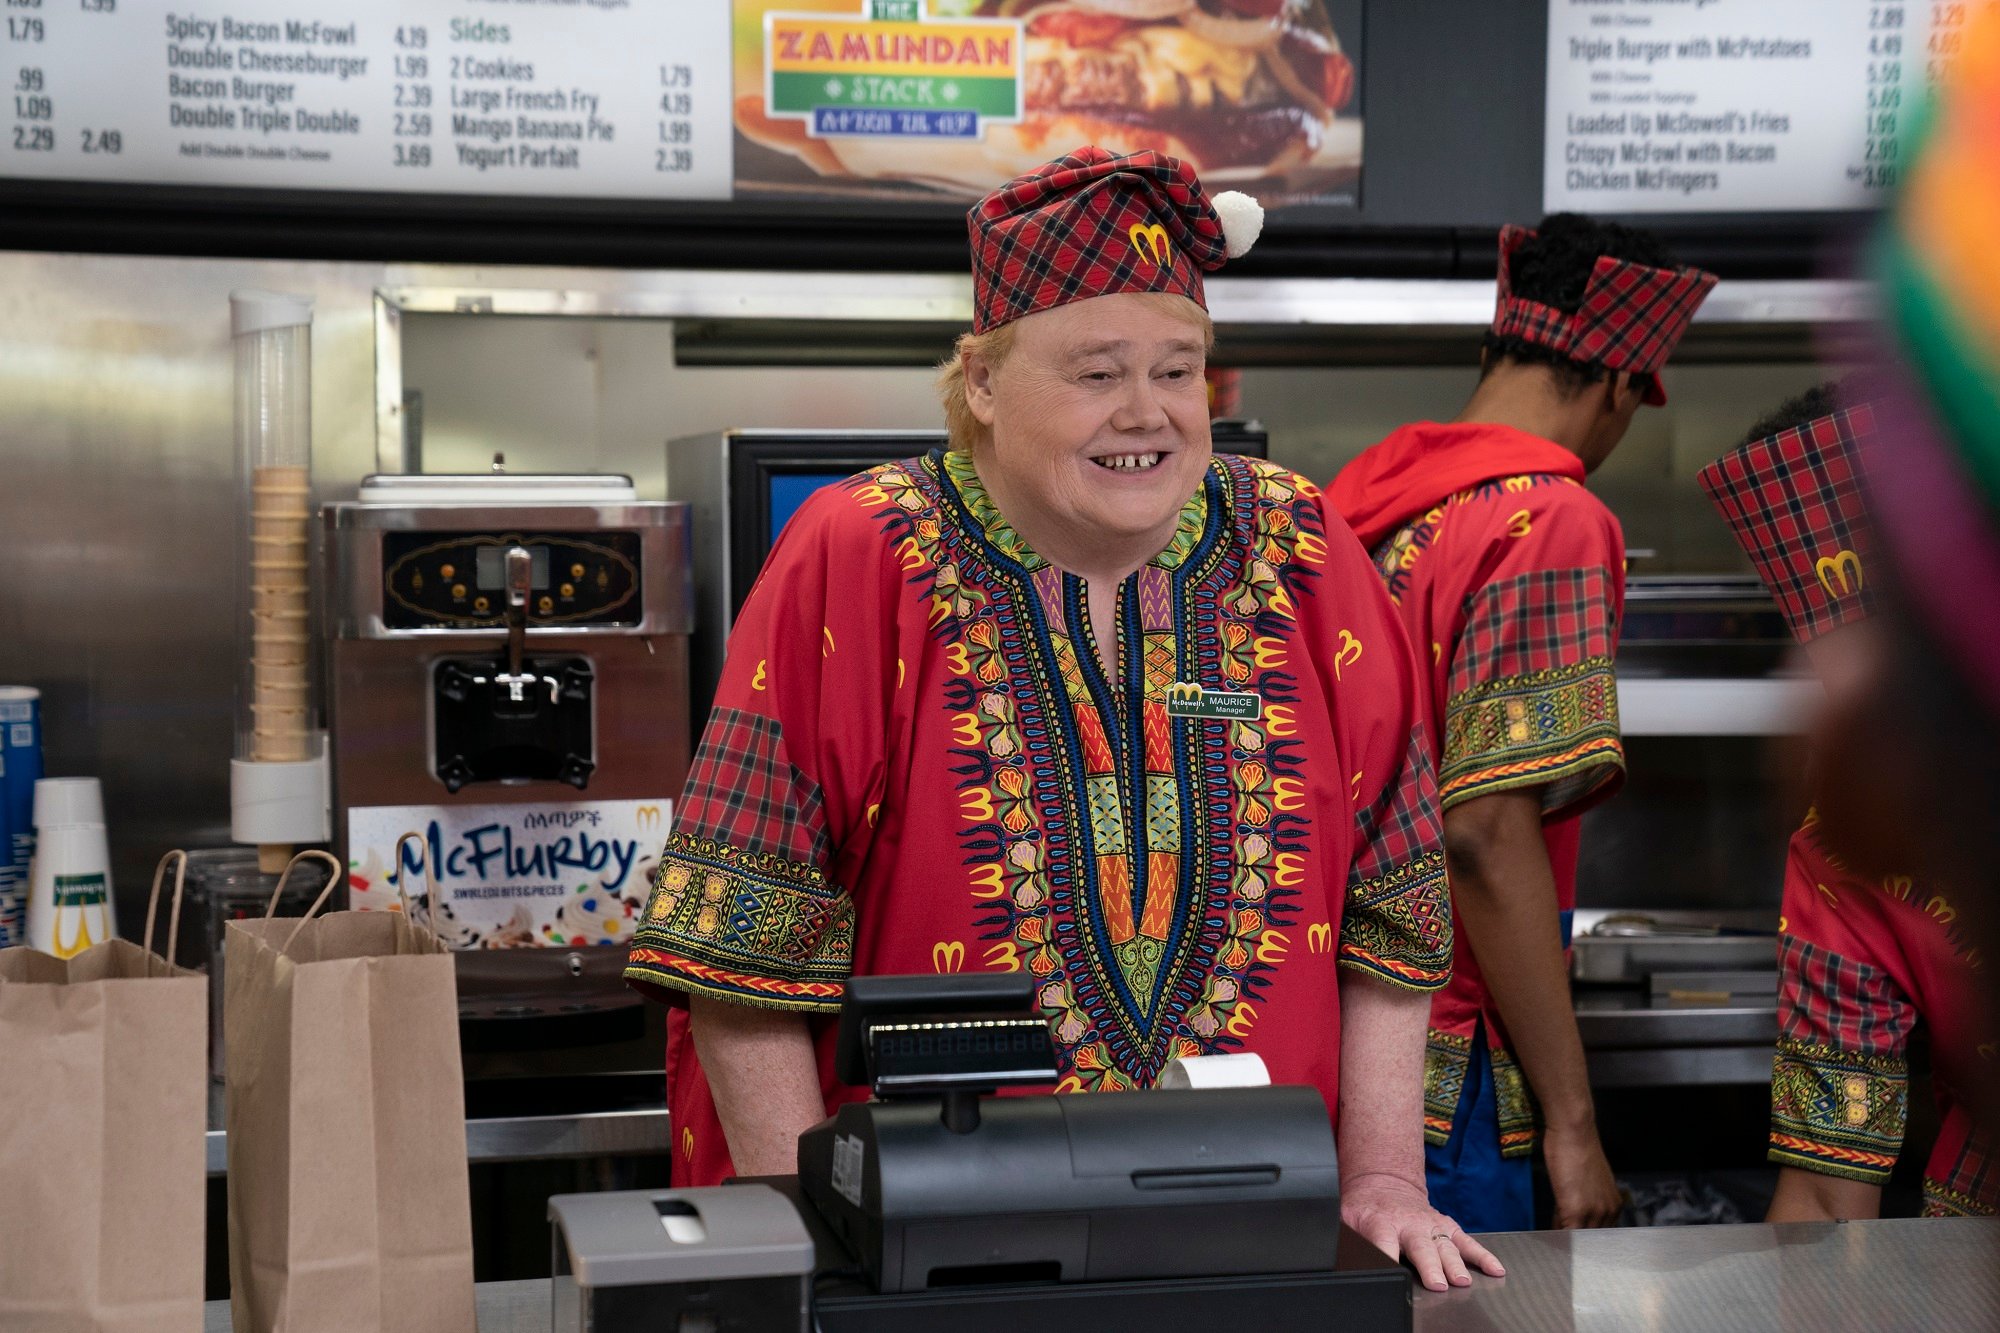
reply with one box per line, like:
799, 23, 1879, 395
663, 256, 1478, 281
2, 0, 1365, 208
3, 2, 735, 198
1545, 0, 1998, 214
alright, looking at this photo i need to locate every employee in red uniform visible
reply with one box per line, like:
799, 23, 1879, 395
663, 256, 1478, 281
1331, 216, 1716, 1232
1700, 386, 1995, 1220
626, 146, 1502, 1288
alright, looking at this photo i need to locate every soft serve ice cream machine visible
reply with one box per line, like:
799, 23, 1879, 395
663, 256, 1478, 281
323, 472, 691, 1028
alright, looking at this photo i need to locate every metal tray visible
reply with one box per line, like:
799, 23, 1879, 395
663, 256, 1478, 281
1570, 908, 1779, 984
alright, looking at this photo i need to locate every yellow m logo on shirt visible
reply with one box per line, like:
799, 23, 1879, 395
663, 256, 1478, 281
1815, 549, 1864, 596
1166, 681, 1203, 705
968, 863, 1007, 899
932, 940, 966, 973
1128, 222, 1173, 268
1307, 922, 1334, 954
1333, 630, 1363, 679
1224, 1002, 1259, 1039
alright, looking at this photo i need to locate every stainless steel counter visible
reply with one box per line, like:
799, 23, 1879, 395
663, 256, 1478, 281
202, 1218, 1999, 1332
1414, 1218, 1999, 1331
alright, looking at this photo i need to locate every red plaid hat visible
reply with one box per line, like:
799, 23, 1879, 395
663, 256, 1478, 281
1490, 223, 1718, 406
969, 146, 1233, 334
1697, 403, 1878, 644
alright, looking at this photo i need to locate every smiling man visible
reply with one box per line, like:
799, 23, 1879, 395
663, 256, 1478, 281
625, 146, 1502, 1290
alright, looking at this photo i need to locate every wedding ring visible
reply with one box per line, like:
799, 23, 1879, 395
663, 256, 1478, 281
1431, 1231, 1453, 1241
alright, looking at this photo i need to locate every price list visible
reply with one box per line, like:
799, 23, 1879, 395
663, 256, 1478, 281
1544, 0, 1999, 214
2, 0, 732, 199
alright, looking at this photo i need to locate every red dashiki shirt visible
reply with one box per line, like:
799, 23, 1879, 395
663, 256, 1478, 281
1332, 421, 1626, 1158
624, 448, 1453, 1186
1770, 811, 1996, 1217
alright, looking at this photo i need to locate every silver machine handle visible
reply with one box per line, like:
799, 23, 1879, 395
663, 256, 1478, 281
504, 545, 532, 677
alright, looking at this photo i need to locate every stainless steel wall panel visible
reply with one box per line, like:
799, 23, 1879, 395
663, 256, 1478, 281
0, 253, 379, 925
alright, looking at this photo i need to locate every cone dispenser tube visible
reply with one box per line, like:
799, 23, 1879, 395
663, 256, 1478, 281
232, 290, 315, 765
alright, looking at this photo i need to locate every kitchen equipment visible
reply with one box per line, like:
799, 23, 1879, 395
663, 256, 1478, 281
798, 974, 1352, 1298
229, 290, 331, 872
551, 975, 1410, 1333
548, 1185, 814, 1333
323, 470, 692, 1046
1571, 908, 1779, 984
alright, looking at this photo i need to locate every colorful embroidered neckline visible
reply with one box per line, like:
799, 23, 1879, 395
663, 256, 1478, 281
938, 447, 1227, 576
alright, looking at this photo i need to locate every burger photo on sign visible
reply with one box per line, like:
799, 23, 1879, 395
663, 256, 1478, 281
988, 0, 1358, 189
731, 0, 1361, 204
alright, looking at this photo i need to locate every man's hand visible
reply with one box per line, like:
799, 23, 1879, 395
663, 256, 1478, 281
1342, 1171, 1506, 1292
1337, 974, 1506, 1292
1543, 1118, 1622, 1228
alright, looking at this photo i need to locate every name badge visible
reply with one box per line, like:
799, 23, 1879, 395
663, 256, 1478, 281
1163, 683, 1262, 721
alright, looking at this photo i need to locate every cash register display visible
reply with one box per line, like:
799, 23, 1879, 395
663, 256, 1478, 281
868, 1018, 1060, 1092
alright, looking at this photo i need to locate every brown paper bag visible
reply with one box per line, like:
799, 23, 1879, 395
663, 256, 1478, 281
0, 851, 207, 1333
224, 848, 474, 1333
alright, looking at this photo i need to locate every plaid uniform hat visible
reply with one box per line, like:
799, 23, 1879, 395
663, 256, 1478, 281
1697, 403, 1878, 644
969, 146, 1250, 334
1490, 223, 1719, 406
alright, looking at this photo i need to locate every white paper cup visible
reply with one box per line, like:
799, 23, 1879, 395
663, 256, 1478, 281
24, 792, 116, 959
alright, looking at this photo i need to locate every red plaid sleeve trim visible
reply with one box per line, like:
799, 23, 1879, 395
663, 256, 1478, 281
623, 707, 851, 1012
1442, 567, 1623, 814
671, 707, 830, 867
1341, 724, 1453, 991
1697, 405, 1877, 645
1767, 933, 1915, 1184
1923, 1132, 1999, 1217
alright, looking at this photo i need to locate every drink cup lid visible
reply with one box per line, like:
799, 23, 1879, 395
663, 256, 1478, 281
33, 776, 103, 828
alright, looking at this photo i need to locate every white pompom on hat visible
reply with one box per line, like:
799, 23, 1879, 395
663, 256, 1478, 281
1212, 190, 1265, 259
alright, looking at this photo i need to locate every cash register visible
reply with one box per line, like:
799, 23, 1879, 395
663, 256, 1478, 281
551, 975, 1413, 1332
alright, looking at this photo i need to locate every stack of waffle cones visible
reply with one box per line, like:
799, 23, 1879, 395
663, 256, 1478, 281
248, 465, 311, 763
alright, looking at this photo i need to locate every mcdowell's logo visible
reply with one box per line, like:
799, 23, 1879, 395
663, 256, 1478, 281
1128, 222, 1173, 269
636, 804, 664, 832
1164, 681, 1262, 721
1815, 549, 1864, 597
765, 0, 1023, 134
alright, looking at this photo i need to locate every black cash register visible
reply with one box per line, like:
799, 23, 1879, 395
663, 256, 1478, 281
552, 974, 1412, 1333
